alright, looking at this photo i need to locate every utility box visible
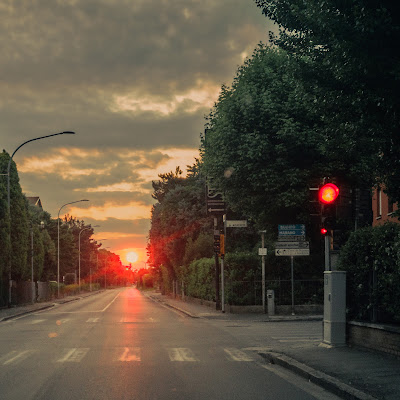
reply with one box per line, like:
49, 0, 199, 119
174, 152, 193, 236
267, 289, 275, 316
323, 271, 346, 346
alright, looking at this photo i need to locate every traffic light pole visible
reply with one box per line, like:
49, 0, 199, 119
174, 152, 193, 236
325, 236, 331, 271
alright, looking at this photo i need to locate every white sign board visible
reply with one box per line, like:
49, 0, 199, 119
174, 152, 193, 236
275, 241, 309, 249
225, 220, 247, 228
258, 248, 267, 256
275, 248, 310, 256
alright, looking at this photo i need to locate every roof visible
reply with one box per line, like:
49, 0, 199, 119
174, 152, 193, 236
26, 196, 43, 210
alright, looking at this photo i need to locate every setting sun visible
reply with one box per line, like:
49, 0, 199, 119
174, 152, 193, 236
126, 251, 139, 263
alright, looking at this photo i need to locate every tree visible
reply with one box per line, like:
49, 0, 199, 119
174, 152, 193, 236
255, 0, 400, 205
202, 46, 328, 233
0, 151, 29, 281
148, 162, 213, 289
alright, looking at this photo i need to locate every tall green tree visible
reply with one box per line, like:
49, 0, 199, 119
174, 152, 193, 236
0, 151, 29, 280
202, 46, 328, 232
148, 163, 213, 285
255, 0, 400, 204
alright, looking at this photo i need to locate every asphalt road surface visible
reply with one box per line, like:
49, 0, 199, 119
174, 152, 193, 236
0, 288, 341, 400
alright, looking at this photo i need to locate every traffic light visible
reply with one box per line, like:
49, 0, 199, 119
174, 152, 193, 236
319, 183, 339, 204
319, 183, 339, 235
219, 234, 225, 257
213, 234, 220, 254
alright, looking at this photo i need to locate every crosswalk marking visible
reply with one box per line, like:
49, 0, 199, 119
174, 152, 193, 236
118, 347, 141, 362
0, 346, 256, 366
1, 350, 35, 365
224, 348, 253, 362
57, 348, 90, 363
167, 348, 199, 362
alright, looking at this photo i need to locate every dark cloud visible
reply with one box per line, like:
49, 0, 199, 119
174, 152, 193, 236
1, 0, 273, 256
1, 0, 272, 152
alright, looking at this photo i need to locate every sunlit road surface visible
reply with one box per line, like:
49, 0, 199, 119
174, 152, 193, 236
0, 288, 341, 400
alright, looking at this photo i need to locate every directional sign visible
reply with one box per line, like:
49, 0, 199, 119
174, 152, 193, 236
275, 248, 310, 256
278, 224, 305, 231
208, 208, 225, 214
226, 220, 247, 228
277, 235, 306, 242
275, 241, 309, 249
278, 224, 306, 236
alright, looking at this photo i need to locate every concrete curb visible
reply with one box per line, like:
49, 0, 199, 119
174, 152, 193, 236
259, 351, 378, 400
0, 304, 56, 322
144, 293, 199, 318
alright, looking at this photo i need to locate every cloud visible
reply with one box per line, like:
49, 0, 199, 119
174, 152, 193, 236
1, 0, 271, 152
1, 0, 274, 260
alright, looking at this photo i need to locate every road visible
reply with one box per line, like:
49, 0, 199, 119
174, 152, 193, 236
0, 288, 341, 400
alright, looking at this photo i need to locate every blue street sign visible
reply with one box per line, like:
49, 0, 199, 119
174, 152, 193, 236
278, 224, 306, 236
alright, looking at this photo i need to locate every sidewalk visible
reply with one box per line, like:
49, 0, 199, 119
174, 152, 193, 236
0, 290, 103, 322
146, 291, 400, 400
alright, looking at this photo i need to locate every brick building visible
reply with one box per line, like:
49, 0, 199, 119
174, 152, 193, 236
371, 187, 399, 226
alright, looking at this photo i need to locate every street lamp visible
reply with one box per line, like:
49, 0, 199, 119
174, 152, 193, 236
57, 199, 89, 298
3, 131, 75, 306
78, 225, 99, 293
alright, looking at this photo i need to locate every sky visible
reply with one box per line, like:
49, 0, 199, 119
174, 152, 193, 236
1, 0, 274, 267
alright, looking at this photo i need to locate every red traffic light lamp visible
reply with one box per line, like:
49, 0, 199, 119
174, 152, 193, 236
319, 183, 339, 204
320, 227, 328, 235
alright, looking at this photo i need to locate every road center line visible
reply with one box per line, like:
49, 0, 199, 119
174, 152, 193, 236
101, 292, 121, 312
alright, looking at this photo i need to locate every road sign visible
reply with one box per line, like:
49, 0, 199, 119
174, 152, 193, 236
225, 220, 247, 228
258, 248, 267, 256
278, 224, 305, 230
275, 241, 309, 249
275, 248, 310, 256
208, 207, 225, 214
277, 235, 306, 242
278, 224, 306, 236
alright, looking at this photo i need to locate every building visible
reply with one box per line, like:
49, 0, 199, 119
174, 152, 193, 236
26, 196, 43, 210
371, 187, 399, 226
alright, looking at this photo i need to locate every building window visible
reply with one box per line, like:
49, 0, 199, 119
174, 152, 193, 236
377, 187, 382, 218
388, 198, 394, 215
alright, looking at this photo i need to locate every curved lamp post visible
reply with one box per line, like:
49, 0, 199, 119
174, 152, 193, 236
57, 199, 89, 297
78, 225, 99, 292
4, 131, 75, 306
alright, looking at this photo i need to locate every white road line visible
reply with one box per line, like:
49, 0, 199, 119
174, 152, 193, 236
29, 319, 46, 324
2, 350, 35, 365
101, 292, 121, 312
167, 348, 199, 362
118, 347, 141, 362
224, 348, 253, 362
57, 348, 90, 363
86, 317, 100, 323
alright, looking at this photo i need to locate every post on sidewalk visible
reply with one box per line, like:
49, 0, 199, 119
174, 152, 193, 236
259, 230, 267, 314
214, 217, 221, 310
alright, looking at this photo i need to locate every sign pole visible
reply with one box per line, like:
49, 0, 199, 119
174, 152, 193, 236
214, 217, 220, 310
261, 231, 266, 314
291, 256, 295, 315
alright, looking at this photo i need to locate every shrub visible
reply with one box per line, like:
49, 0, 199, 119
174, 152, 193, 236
185, 257, 215, 301
338, 223, 400, 323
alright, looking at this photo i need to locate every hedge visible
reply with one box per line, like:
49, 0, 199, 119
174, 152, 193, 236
338, 223, 400, 323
